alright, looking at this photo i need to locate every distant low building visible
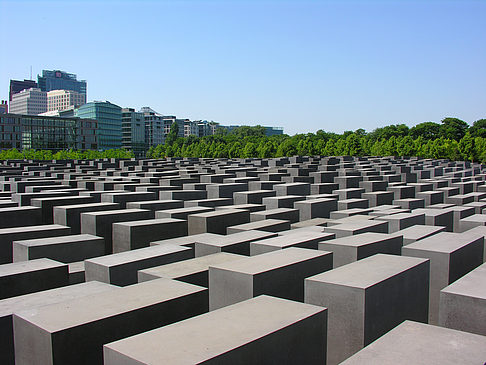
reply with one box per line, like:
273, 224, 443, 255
0, 113, 97, 151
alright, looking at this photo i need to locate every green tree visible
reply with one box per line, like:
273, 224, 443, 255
439, 117, 469, 140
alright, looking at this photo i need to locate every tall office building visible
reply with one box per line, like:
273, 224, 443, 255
75, 101, 121, 150
122, 108, 146, 156
9, 79, 38, 101
47, 89, 86, 112
38, 70, 87, 96
9, 88, 47, 115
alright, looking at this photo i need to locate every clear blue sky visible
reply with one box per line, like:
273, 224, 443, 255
1, 0, 485, 135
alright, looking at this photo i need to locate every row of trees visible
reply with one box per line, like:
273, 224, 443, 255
0, 117, 484, 162
0, 148, 134, 160
146, 117, 486, 162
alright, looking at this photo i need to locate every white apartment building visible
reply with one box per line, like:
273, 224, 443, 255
9, 88, 47, 115
47, 89, 86, 112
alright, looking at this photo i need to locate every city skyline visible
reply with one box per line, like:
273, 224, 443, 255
1, 0, 485, 135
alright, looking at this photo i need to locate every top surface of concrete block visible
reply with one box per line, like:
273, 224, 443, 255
307, 254, 428, 289
404, 232, 482, 253
0, 281, 116, 318
211, 247, 331, 275
139, 252, 243, 280
441, 262, 486, 299
14, 278, 205, 332
0, 258, 66, 276
321, 232, 399, 247
86, 244, 191, 266
104, 295, 326, 365
340, 321, 486, 365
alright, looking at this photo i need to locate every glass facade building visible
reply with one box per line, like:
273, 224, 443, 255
75, 101, 122, 150
0, 113, 97, 151
38, 70, 87, 96
122, 108, 146, 157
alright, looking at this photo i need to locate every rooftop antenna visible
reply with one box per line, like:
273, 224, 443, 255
30, 66, 32, 80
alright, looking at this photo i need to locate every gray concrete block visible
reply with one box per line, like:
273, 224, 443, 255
81, 208, 154, 254
402, 232, 484, 324
0, 206, 42, 228
184, 197, 234, 208
274, 182, 311, 196
13, 278, 208, 365
341, 320, 486, 365
375, 212, 425, 233
262, 195, 306, 209
250, 231, 335, 255
305, 254, 429, 365
104, 295, 327, 365
439, 262, 486, 336
112, 218, 187, 252
210, 247, 333, 310
53, 202, 120, 234
338, 198, 369, 210
126, 199, 184, 211
155, 206, 213, 220
295, 198, 338, 220
227, 219, 291, 234
0, 258, 69, 300
250, 207, 299, 223
207, 183, 248, 199
393, 198, 425, 210
413, 208, 454, 232
85, 244, 193, 286
195, 230, 278, 257
138, 252, 243, 287
215, 203, 266, 212
460, 214, 486, 232
234, 190, 276, 205
391, 224, 446, 245
0, 281, 116, 365
362, 191, 394, 207
0, 224, 71, 264
12, 234, 104, 263
323, 220, 389, 238
32, 195, 95, 224
188, 209, 250, 235
319, 233, 403, 267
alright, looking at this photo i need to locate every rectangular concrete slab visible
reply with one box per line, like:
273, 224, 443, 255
112, 218, 188, 252
85, 244, 193, 286
402, 232, 484, 324
13, 278, 208, 365
138, 252, 243, 287
305, 254, 430, 365
439, 262, 486, 336
209, 247, 333, 310
0, 258, 69, 300
0, 224, 71, 264
0, 281, 117, 365
12, 234, 104, 263
340, 320, 486, 365
319, 232, 403, 267
250, 231, 335, 255
103, 295, 327, 365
